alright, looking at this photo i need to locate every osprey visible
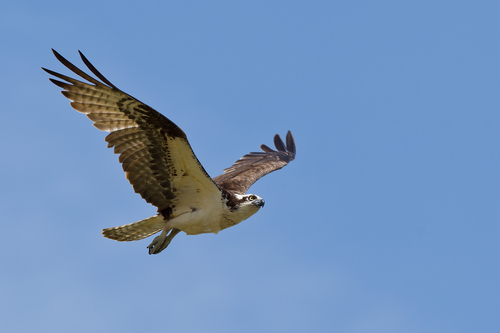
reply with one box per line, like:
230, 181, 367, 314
43, 50, 296, 254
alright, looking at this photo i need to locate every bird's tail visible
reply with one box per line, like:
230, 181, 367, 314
102, 214, 165, 242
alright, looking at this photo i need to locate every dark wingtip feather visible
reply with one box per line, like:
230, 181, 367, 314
51, 48, 61, 59
51, 49, 72, 70
41, 67, 59, 76
260, 144, 275, 152
286, 131, 296, 156
78, 50, 117, 89
48, 78, 70, 89
273, 134, 286, 152
48, 49, 102, 86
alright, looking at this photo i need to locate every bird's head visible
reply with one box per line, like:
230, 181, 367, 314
229, 193, 265, 221
244, 194, 265, 208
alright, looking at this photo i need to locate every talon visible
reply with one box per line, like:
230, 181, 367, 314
146, 228, 181, 255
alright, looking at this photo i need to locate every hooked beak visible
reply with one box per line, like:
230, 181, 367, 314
256, 198, 265, 208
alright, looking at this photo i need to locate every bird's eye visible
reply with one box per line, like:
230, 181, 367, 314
249, 195, 257, 201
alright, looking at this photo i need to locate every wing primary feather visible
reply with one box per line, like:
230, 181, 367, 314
260, 144, 275, 152
78, 50, 118, 89
50, 49, 103, 87
48, 78, 71, 89
286, 130, 296, 155
42, 67, 97, 89
273, 134, 286, 152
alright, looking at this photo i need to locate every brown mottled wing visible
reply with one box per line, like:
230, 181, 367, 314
213, 131, 296, 194
43, 49, 220, 213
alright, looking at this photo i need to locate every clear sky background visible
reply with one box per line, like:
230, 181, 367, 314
1, 1, 499, 332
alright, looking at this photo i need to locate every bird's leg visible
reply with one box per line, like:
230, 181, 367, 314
147, 228, 181, 255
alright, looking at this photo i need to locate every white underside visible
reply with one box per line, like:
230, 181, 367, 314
148, 196, 261, 235
168, 204, 225, 235
128, 136, 262, 235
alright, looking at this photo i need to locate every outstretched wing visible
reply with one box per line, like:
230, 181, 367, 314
43, 49, 220, 215
213, 131, 296, 194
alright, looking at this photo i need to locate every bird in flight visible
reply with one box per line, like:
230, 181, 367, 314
43, 49, 296, 254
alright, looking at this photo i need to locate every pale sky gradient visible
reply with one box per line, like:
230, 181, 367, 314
1, 1, 499, 332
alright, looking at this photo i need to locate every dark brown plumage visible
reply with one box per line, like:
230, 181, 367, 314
213, 131, 296, 194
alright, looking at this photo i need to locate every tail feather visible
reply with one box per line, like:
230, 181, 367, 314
102, 214, 165, 242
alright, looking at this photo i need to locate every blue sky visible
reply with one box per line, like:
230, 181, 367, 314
1, 1, 499, 332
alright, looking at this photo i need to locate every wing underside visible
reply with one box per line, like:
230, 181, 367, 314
43, 49, 220, 215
